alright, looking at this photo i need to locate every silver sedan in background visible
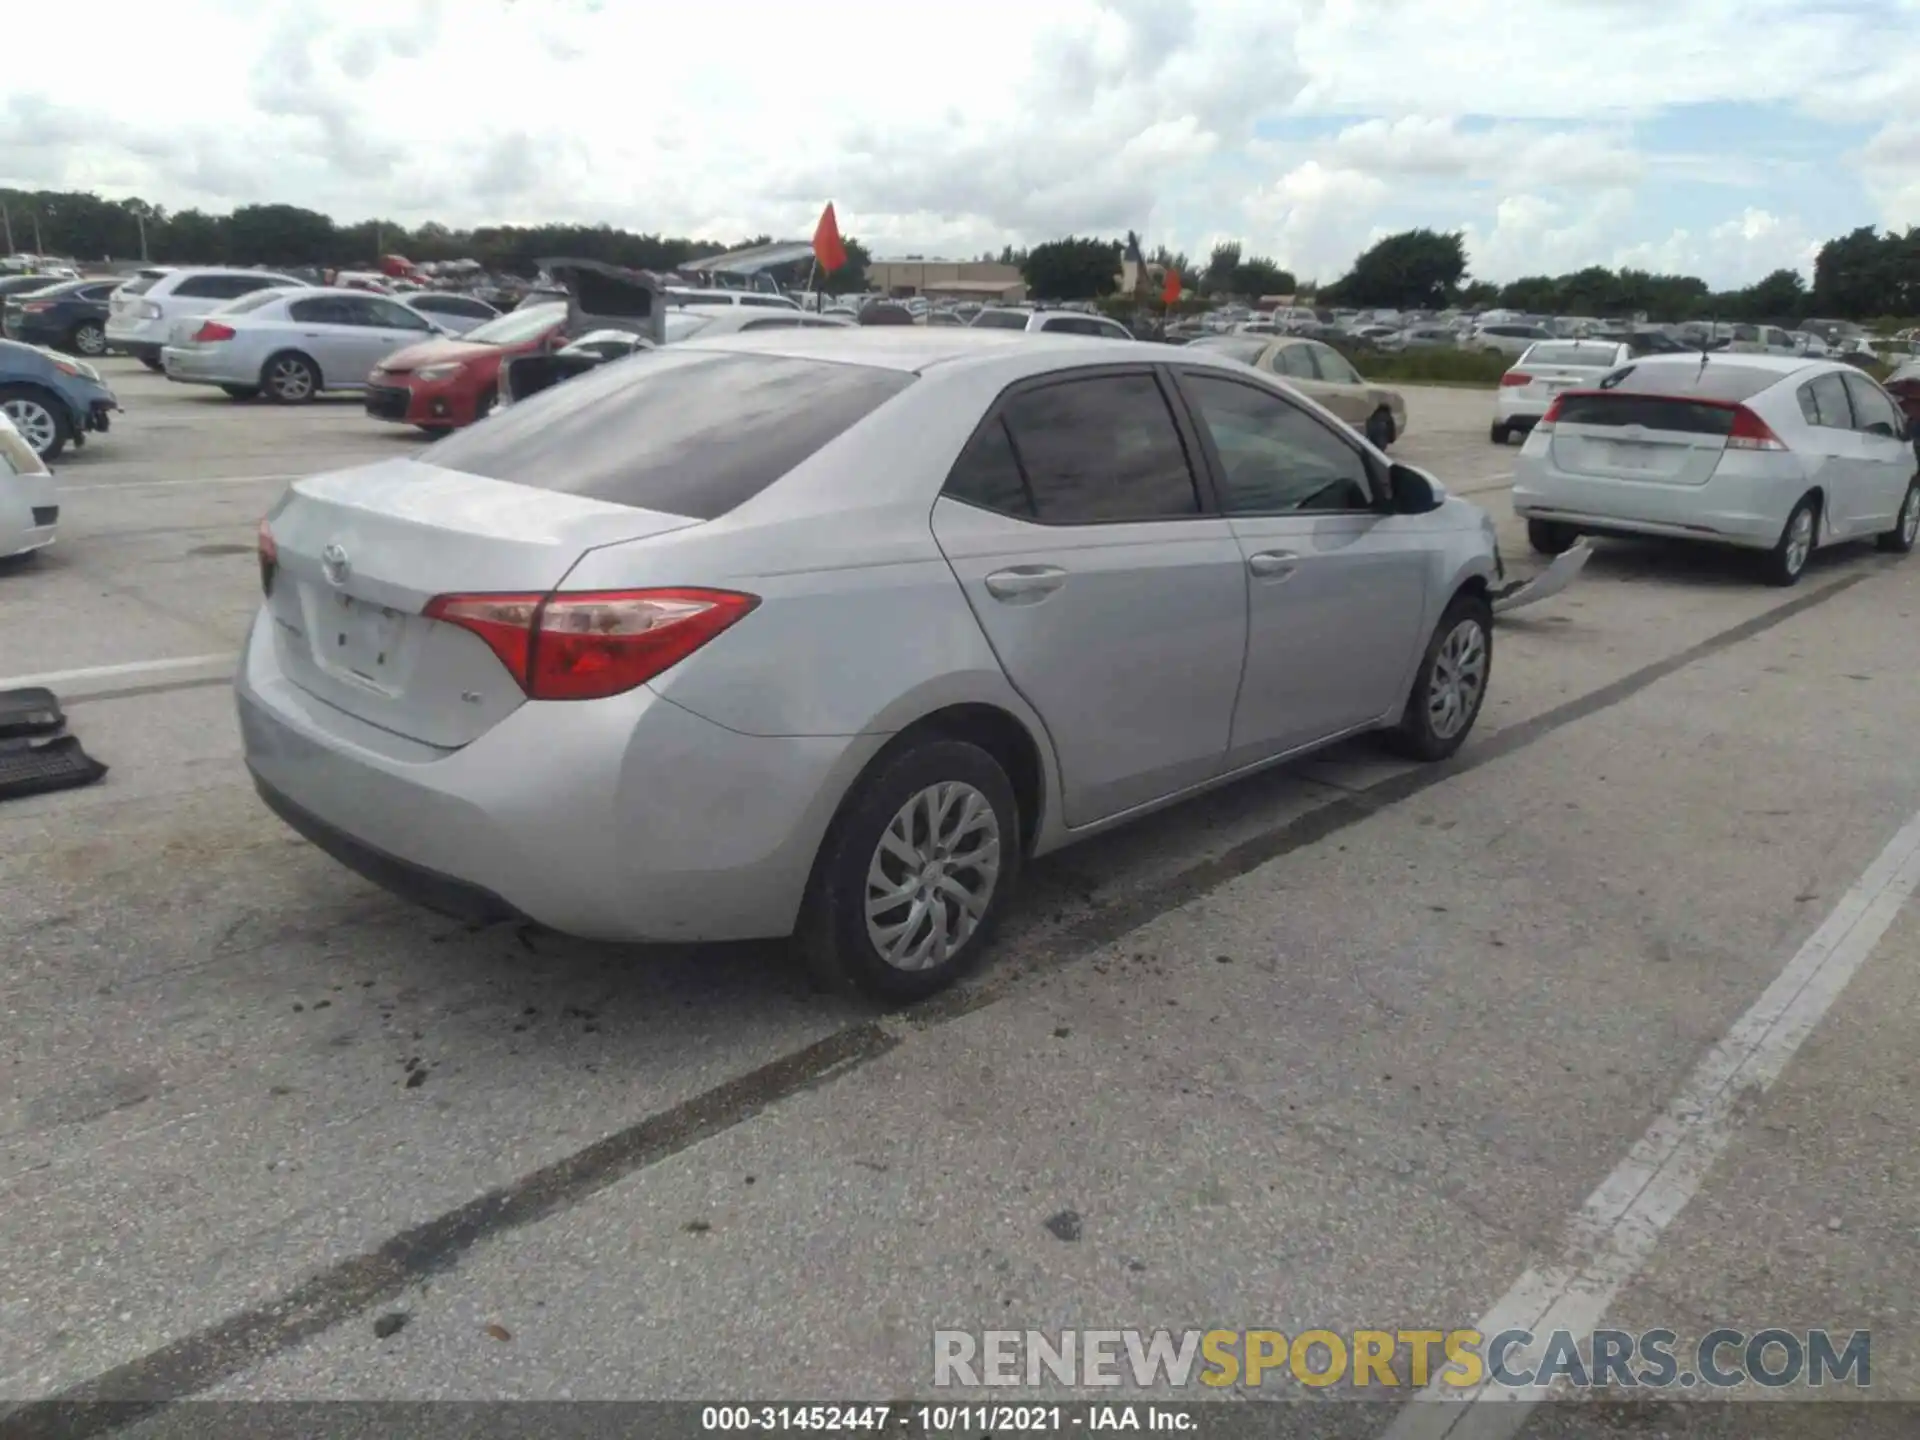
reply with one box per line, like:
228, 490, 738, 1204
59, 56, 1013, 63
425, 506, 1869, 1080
239, 330, 1526, 1003
160, 287, 447, 402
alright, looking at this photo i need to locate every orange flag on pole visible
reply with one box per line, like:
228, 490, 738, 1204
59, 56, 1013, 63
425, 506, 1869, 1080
1161, 271, 1183, 306
812, 203, 848, 274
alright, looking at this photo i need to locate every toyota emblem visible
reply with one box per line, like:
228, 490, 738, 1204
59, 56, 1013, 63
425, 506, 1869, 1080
321, 543, 352, 587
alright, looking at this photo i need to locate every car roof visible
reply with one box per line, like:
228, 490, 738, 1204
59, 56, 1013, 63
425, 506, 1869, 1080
674, 326, 1250, 378
1624, 352, 1820, 378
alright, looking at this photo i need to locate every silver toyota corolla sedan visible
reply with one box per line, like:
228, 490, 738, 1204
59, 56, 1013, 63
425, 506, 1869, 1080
239, 329, 1517, 1001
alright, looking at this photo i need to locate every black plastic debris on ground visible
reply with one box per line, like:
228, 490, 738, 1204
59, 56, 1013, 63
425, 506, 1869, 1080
0, 686, 63, 739
0, 688, 108, 802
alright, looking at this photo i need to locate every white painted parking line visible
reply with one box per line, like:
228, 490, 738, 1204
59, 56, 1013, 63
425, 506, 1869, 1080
1381, 806, 1920, 1439
60, 473, 304, 495
0, 654, 235, 691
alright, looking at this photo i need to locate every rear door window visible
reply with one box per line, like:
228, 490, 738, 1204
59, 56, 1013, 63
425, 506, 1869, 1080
1308, 345, 1362, 384
288, 296, 353, 325
422, 351, 914, 519
1841, 372, 1903, 435
998, 373, 1201, 523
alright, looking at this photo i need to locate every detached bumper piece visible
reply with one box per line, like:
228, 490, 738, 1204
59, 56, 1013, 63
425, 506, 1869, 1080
0, 687, 109, 801
87, 402, 114, 434
1492, 541, 1593, 617
0, 686, 64, 739
0, 736, 108, 801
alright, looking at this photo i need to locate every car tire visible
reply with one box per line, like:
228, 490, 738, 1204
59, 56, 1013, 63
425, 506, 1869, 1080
261, 352, 320, 404
0, 386, 70, 462
139, 355, 164, 373
416, 425, 451, 438
1384, 592, 1493, 763
220, 385, 261, 401
1760, 494, 1819, 587
1365, 407, 1396, 449
1490, 422, 1511, 445
1876, 479, 1919, 555
797, 737, 1021, 1005
1528, 519, 1578, 555
472, 387, 496, 424
69, 322, 107, 358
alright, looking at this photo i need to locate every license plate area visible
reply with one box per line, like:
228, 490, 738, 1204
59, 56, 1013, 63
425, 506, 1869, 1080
327, 593, 406, 692
1605, 441, 1665, 472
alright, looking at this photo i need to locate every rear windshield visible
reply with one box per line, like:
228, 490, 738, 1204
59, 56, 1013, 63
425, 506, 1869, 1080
422, 351, 915, 520
1588, 359, 1781, 404
1525, 343, 1618, 367
1187, 336, 1270, 364
971, 310, 1030, 330
1554, 393, 1739, 435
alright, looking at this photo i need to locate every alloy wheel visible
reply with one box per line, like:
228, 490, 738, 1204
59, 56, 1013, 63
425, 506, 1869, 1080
1427, 618, 1488, 741
268, 358, 314, 401
2, 398, 57, 456
1784, 507, 1814, 576
863, 780, 1002, 971
1903, 487, 1919, 548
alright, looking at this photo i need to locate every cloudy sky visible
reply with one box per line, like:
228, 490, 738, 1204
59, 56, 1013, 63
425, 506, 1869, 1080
3, 0, 1916, 286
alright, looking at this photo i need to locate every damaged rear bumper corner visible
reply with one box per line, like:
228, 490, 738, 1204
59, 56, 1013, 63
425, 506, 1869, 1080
1491, 540, 1591, 616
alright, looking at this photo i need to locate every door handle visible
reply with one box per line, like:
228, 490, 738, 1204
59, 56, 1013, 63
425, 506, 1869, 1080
1247, 550, 1299, 580
984, 565, 1067, 601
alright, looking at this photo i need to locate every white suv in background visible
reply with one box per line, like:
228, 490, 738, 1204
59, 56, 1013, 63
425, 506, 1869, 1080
970, 307, 1135, 340
107, 267, 305, 369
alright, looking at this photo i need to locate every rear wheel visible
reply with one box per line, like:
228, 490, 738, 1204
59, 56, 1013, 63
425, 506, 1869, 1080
1490, 422, 1511, 445
797, 738, 1019, 1005
138, 355, 163, 373
69, 321, 107, 357
415, 425, 451, 438
472, 386, 496, 424
1528, 519, 1579, 555
0, 386, 69, 462
1384, 593, 1492, 762
262, 352, 319, 404
1365, 407, 1396, 449
1760, 495, 1818, 587
1877, 480, 1919, 555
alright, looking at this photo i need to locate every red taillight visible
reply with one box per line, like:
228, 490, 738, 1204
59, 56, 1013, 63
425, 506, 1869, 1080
194, 321, 236, 343
1537, 394, 1567, 430
21, 301, 53, 313
1500, 371, 1531, 387
1725, 404, 1787, 451
257, 518, 278, 595
423, 588, 760, 701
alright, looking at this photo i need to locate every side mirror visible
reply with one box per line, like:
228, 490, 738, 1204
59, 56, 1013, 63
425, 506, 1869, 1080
1866, 420, 1896, 439
1387, 462, 1444, 515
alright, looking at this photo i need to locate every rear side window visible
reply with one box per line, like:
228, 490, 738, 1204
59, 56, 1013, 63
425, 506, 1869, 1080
120, 274, 165, 297
971, 310, 1030, 330
1593, 360, 1780, 405
943, 418, 1035, 517
999, 374, 1200, 524
1798, 373, 1853, 428
422, 352, 914, 520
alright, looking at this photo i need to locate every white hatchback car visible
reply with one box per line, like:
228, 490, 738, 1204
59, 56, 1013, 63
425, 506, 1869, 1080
0, 409, 57, 560
1493, 339, 1631, 444
1513, 354, 1919, 585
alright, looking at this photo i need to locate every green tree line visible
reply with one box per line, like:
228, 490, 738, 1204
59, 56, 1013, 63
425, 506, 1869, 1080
0, 189, 874, 294
4, 185, 1915, 321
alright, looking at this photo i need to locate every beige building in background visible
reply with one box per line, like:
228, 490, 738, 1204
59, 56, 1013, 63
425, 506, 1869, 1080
869, 258, 1027, 303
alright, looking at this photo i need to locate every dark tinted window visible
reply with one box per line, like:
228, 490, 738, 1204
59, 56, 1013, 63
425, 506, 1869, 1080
943, 418, 1034, 517
972, 310, 1031, 330
1182, 373, 1374, 513
1042, 316, 1105, 336
175, 272, 283, 299
1592, 359, 1780, 404
80, 282, 122, 302
288, 296, 353, 324
1000, 374, 1199, 523
1555, 394, 1738, 435
423, 351, 913, 520
1842, 371, 1902, 433
1799, 372, 1853, 428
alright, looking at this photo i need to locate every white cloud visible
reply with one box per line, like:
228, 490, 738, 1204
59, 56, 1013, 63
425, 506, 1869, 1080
0, 0, 1905, 286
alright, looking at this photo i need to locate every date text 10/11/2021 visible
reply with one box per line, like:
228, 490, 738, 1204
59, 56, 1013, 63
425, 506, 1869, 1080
700, 1405, 1196, 1432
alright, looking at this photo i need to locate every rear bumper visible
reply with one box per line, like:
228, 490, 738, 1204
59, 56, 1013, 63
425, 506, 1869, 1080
1494, 393, 1550, 425
162, 345, 254, 387
1512, 447, 1800, 550
235, 611, 882, 942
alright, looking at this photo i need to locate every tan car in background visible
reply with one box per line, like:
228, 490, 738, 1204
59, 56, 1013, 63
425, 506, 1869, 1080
1184, 334, 1408, 449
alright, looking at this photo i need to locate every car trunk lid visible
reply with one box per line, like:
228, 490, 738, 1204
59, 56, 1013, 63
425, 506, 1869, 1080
1545, 392, 1738, 486
261, 457, 700, 748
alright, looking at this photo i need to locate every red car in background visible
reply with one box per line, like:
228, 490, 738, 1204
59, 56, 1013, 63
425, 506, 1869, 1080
363, 302, 566, 434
